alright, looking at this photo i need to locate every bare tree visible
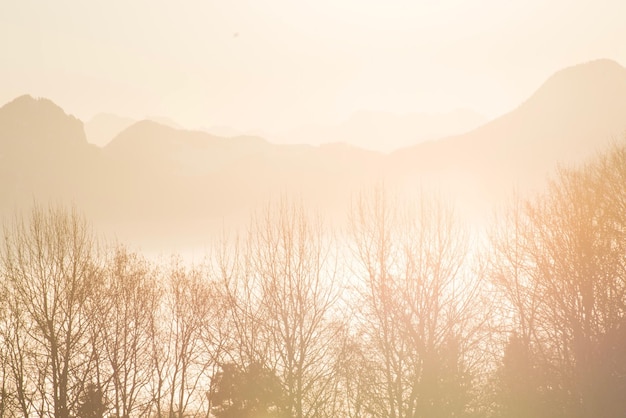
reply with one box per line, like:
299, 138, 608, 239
218, 199, 342, 418
254, 200, 341, 418
154, 259, 216, 418
491, 143, 626, 418
0, 269, 39, 417
92, 246, 161, 418
348, 187, 483, 418
488, 195, 547, 418
1, 204, 102, 418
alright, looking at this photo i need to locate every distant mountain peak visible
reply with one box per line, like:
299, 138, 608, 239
544, 58, 625, 87
0, 94, 87, 151
8, 94, 43, 104
124, 118, 174, 133
521, 59, 626, 111
552, 58, 624, 77
2, 94, 74, 118
85, 113, 185, 148
105, 119, 181, 155
392, 58, 626, 193
7, 94, 39, 105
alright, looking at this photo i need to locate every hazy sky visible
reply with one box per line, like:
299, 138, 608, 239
1, 0, 624, 133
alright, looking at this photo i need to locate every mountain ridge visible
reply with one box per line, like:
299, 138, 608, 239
2, 59, 626, 250
392, 59, 626, 172
0, 94, 87, 152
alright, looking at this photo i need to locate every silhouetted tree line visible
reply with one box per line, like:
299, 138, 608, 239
1, 143, 625, 418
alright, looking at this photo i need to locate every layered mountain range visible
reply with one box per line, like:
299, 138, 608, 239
1, 59, 625, 251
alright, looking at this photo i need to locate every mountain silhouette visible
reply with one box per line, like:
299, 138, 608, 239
389, 59, 626, 208
2, 59, 625, 250
0, 95, 111, 219
105, 120, 270, 175
103, 120, 382, 224
85, 113, 185, 147
0, 95, 87, 152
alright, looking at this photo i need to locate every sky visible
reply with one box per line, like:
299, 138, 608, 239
1, 0, 625, 134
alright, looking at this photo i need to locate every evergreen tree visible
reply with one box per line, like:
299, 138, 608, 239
209, 362, 287, 418
77, 383, 106, 418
